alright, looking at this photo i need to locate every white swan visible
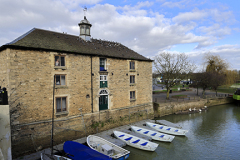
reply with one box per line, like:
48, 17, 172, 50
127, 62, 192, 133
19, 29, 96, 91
189, 108, 192, 112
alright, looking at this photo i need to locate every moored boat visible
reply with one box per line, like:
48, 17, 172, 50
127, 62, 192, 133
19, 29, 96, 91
146, 122, 188, 136
113, 131, 158, 151
131, 126, 175, 142
63, 141, 112, 160
87, 135, 130, 160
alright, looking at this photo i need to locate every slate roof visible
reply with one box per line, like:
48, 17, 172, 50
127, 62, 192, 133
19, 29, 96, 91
0, 28, 152, 61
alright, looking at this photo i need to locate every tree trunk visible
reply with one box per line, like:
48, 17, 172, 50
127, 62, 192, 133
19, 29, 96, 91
197, 86, 198, 95
166, 88, 170, 99
215, 90, 217, 96
202, 89, 205, 96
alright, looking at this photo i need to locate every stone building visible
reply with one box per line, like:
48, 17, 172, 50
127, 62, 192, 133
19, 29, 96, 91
0, 16, 153, 156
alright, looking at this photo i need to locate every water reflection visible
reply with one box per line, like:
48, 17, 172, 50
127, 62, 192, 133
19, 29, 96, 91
233, 106, 240, 123
127, 104, 240, 160
124, 145, 158, 160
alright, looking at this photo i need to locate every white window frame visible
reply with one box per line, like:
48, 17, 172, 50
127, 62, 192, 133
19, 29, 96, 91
100, 58, 107, 71
100, 75, 107, 81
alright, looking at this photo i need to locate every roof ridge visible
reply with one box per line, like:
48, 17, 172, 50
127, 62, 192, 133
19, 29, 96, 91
5, 28, 36, 45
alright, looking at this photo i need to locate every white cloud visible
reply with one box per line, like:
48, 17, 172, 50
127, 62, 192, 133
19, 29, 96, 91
198, 24, 231, 38
161, 0, 191, 9
0, 0, 239, 69
172, 9, 208, 24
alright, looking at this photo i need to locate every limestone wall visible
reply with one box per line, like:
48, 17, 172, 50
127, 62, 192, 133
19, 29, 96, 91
1, 49, 152, 157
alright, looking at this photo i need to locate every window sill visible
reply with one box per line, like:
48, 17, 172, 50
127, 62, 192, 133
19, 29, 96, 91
129, 69, 136, 72
130, 99, 136, 101
130, 83, 136, 86
54, 66, 67, 70
55, 86, 68, 89
55, 111, 69, 116
99, 71, 108, 75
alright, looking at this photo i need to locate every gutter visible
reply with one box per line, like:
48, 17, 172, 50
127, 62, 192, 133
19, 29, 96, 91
91, 56, 93, 113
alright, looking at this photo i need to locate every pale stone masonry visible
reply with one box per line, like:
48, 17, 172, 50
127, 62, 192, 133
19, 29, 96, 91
0, 17, 153, 157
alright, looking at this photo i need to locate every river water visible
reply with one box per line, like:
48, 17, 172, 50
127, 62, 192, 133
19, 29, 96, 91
124, 104, 240, 160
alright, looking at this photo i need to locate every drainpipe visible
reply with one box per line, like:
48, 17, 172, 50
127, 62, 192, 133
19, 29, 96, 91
51, 75, 55, 156
91, 56, 93, 113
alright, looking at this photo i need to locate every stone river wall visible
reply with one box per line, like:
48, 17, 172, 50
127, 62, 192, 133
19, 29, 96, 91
153, 97, 234, 117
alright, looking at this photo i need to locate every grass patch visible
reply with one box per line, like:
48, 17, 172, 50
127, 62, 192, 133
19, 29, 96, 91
216, 88, 236, 94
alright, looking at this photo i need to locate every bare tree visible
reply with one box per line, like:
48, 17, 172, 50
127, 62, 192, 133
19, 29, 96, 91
153, 52, 196, 99
211, 72, 225, 96
194, 72, 213, 96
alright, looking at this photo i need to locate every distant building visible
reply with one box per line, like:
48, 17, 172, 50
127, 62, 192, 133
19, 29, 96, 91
0, 16, 153, 156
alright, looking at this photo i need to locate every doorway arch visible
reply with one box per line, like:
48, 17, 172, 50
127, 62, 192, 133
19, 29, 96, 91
99, 89, 109, 111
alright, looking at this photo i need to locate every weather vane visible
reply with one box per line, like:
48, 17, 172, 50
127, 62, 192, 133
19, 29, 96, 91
83, 6, 87, 16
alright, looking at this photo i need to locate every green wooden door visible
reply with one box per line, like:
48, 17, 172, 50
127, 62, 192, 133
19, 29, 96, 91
99, 95, 108, 110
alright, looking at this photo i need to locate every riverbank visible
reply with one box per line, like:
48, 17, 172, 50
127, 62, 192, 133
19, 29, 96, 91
14, 96, 234, 160
14, 119, 155, 160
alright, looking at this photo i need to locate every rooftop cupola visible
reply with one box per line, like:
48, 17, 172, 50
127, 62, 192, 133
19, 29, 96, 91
78, 16, 92, 41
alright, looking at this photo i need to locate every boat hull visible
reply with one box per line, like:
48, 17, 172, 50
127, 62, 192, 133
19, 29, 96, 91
131, 126, 175, 142
114, 131, 158, 151
146, 122, 188, 136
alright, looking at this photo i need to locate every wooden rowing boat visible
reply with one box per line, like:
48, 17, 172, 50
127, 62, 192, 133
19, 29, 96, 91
113, 131, 158, 151
131, 126, 175, 142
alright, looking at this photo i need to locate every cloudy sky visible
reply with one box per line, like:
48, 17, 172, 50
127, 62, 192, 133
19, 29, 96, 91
1, 0, 240, 70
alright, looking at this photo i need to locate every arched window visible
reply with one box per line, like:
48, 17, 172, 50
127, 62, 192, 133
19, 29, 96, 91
99, 89, 108, 95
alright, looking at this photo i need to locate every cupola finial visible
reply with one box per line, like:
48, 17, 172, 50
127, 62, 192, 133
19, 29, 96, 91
78, 7, 92, 41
